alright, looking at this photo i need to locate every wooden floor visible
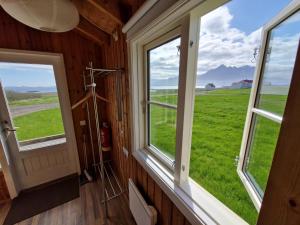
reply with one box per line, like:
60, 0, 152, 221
0, 179, 136, 225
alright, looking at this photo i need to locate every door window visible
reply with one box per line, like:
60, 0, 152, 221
0, 62, 65, 149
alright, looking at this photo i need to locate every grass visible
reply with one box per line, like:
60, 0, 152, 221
13, 108, 64, 141
150, 88, 287, 224
9, 93, 59, 106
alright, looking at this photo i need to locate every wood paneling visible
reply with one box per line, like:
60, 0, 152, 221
75, 17, 110, 46
0, 8, 105, 173
0, 172, 10, 204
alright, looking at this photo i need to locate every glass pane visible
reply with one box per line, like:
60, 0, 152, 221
246, 115, 281, 195
257, 10, 300, 116
149, 104, 176, 160
189, 0, 291, 224
0, 62, 65, 146
148, 37, 180, 105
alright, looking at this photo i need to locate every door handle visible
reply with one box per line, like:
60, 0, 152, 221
3, 127, 16, 132
2, 120, 16, 133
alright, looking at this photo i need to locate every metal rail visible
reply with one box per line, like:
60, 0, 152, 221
96, 161, 124, 203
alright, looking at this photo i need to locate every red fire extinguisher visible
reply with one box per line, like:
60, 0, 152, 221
100, 122, 111, 151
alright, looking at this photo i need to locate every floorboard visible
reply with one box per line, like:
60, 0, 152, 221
0, 179, 136, 225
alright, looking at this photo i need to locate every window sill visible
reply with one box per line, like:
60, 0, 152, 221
19, 137, 66, 152
133, 149, 248, 225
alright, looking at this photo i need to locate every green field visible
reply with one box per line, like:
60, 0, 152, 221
150, 88, 285, 224
13, 108, 64, 141
6, 91, 64, 142
9, 93, 59, 106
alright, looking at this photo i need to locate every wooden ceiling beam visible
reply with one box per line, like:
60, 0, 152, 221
88, 0, 122, 24
72, 0, 123, 35
75, 17, 110, 46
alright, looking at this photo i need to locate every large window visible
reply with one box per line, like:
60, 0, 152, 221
131, 0, 300, 224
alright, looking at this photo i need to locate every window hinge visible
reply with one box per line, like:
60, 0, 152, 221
142, 100, 146, 114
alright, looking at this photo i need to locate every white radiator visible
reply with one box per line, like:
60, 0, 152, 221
129, 178, 157, 225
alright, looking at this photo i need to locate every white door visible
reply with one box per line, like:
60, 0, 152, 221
0, 49, 80, 194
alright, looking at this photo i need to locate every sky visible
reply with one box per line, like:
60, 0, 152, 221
149, 0, 296, 84
0, 62, 56, 87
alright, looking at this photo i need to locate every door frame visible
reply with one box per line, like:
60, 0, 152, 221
0, 48, 81, 197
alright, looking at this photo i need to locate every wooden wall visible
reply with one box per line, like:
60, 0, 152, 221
0, 8, 106, 176
101, 28, 191, 225
0, 172, 10, 204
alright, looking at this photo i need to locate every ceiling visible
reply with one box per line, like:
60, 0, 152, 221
72, 0, 145, 45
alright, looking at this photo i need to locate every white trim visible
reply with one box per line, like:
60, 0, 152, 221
122, 0, 159, 33
174, 11, 200, 184
143, 25, 182, 170
126, 0, 205, 42
0, 116, 18, 198
134, 150, 248, 225
237, 0, 300, 211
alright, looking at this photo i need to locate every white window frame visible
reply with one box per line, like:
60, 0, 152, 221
144, 27, 182, 171
237, 0, 300, 211
129, 0, 253, 224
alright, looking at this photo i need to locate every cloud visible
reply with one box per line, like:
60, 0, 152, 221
149, 38, 180, 80
149, 5, 263, 81
0, 62, 53, 71
197, 6, 262, 75
148, 4, 299, 85
262, 34, 299, 85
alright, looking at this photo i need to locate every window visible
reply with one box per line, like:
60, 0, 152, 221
130, 0, 300, 224
0, 62, 65, 150
238, 8, 300, 209
145, 30, 181, 168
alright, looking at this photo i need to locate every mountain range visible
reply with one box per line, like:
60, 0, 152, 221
4, 65, 256, 92
5, 86, 57, 93
151, 65, 255, 88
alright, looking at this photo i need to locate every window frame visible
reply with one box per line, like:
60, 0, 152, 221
130, 0, 300, 223
237, 0, 300, 211
129, 0, 252, 224
143, 27, 182, 171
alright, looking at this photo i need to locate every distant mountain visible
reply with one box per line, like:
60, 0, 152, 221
5, 86, 57, 93
197, 65, 255, 87
150, 65, 255, 88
